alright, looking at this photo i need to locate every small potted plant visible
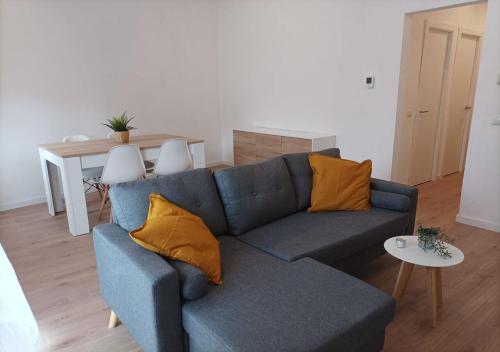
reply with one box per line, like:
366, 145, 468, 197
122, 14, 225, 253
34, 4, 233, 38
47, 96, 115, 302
102, 111, 136, 143
417, 226, 452, 258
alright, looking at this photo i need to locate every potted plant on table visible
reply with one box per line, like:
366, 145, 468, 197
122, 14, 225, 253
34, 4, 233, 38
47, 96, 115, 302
102, 111, 136, 143
417, 226, 453, 258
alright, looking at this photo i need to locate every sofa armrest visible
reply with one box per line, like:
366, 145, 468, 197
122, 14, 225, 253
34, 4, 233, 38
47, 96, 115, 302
370, 190, 410, 212
93, 224, 183, 352
370, 178, 418, 236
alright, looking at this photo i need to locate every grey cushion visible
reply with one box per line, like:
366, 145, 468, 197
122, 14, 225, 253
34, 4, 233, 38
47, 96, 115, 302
183, 236, 394, 352
169, 261, 208, 301
109, 168, 227, 235
214, 158, 297, 235
238, 208, 409, 265
282, 148, 341, 210
371, 190, 410, 212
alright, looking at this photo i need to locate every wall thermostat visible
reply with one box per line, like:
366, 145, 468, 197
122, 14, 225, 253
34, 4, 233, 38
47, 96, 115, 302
365, 75, 375, 88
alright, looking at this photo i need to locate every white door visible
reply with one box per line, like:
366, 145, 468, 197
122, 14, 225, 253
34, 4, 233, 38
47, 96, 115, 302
441, 30, 482, 176
410, 22, 455, 185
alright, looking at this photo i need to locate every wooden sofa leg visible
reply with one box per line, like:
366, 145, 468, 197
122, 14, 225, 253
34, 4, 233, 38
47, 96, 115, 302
108, 310, 120, 328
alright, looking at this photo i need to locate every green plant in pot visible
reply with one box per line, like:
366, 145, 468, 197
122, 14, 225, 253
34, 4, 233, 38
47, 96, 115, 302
102, 111, 136, 143
417, 226, 452, 258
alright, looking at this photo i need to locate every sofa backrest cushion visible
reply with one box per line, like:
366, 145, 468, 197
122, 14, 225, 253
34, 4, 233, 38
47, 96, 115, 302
214, 157, 297, 235
282, 148, 341, 210
109, 168, 228, 236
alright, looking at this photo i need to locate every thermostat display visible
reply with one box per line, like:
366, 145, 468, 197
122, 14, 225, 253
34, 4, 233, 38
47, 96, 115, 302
365, 75, 375, 88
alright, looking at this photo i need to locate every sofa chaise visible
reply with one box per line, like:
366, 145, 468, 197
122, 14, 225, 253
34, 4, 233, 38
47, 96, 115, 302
93, 148, 418, 352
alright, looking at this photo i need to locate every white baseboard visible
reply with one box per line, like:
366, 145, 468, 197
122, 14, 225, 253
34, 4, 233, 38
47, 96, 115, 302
456, 214, 500, 233
0, 196, 47, 212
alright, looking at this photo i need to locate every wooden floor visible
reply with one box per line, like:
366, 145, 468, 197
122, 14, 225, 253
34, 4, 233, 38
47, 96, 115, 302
0, 173, 498, 351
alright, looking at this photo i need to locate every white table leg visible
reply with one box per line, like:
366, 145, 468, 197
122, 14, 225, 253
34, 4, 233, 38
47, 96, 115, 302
189, 142, 206, 169
59, 157, 90, 236
39, 149, 64, 215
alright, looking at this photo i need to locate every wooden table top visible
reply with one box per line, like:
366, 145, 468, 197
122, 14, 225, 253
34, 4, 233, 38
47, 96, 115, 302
39, 134, 204, 158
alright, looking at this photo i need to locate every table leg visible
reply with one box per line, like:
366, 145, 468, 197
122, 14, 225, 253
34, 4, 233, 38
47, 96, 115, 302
189, 142, 206, 169
60, 157, 90, 236
426, 267, 440, 327
393, 261, 414, 299
39, 149, 64, 215
435, 267, 443, 306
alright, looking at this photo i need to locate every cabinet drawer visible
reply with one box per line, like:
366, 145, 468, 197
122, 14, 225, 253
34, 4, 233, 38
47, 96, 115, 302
234, 130, 256, 145
234, 130, 257, 165
234, 145, 256, 165
256, 133, 282, 161
282, 137, 312, 154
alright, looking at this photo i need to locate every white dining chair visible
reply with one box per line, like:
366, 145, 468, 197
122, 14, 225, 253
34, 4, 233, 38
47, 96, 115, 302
98, 144, 146, 222
154, 139, 193, 176
63, 135, 103, 195
107, 132, 155, 173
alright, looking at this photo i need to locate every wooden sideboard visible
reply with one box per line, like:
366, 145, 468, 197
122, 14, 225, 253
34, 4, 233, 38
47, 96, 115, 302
233, 127, 336, 166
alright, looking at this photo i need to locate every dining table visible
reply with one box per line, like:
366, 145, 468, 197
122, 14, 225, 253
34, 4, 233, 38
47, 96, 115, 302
38, 133, 205, 236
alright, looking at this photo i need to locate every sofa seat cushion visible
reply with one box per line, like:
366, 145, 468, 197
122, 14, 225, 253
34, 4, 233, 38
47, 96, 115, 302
109, 168, 227, 235
182, 236, 394, 352
238, 208, 409, 265
214, 158, 297, 235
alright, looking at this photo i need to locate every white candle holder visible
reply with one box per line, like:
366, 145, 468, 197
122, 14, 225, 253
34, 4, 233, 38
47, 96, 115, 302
396, 237, 406, 248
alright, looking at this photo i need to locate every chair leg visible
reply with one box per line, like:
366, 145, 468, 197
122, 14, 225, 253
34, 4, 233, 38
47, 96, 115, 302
96, 183, 104, 200
108, 310, 120, 328
97, 186, 109, 221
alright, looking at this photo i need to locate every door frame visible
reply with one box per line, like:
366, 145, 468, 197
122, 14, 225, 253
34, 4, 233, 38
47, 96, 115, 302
409, 20, 458, 185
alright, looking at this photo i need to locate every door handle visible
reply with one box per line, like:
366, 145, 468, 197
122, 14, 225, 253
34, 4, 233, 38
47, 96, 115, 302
465, 106, 473, 110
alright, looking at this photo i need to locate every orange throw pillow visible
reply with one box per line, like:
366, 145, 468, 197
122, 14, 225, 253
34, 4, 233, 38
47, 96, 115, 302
308, 153, 372, 212
130, 193, 222, 284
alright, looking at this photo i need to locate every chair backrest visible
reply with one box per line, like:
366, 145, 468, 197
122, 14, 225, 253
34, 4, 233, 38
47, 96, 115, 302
62, 134, 90, 143
154, 139, 193, 176
101, 145, 145, 185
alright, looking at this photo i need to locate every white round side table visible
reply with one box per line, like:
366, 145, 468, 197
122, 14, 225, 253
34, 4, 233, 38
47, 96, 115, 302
384, 235, 464, 327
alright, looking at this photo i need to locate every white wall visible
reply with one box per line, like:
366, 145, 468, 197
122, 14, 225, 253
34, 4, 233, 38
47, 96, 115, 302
0, 0, 220, 210
457, 0, 500, 232
216, 0, 485, 177
2, 0, 498, 229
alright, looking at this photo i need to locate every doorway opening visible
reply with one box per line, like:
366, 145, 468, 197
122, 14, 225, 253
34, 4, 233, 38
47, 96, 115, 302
391, 1, 487, 186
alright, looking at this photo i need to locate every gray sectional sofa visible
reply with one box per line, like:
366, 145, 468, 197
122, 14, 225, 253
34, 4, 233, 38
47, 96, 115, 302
93, 148, 418, 352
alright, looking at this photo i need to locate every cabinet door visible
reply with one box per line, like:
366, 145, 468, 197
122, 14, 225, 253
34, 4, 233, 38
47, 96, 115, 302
282, 137, 312, 154
234, 130, 256, 165
256, 133, 282, 161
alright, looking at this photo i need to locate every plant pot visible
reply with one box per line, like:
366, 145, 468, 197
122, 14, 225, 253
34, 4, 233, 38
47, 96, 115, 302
418, 234, 436, 251
114, 131, 130, 143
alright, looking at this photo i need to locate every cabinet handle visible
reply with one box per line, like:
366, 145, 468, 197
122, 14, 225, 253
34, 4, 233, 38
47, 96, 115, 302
465, 106, 473, 110
419, 110, 429, 114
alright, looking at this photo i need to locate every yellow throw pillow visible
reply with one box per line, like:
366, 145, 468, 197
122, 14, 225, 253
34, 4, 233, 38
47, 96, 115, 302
130, 193, 222, 284
308, 153, 372, 212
